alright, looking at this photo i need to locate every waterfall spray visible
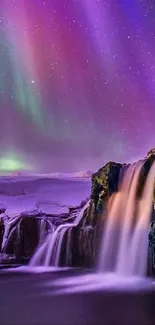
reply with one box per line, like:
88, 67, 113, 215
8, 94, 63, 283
99, 161, 155, 277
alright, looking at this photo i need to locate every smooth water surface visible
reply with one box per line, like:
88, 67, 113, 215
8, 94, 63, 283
0, 267, 155, 325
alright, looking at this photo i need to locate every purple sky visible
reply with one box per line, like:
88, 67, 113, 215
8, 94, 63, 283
0, 0, 155, 172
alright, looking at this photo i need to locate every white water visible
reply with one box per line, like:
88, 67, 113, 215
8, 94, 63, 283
44, 273, 153, 295
30, 160, 155, 279
98, 160, 155, 277
30, 200, 90, 266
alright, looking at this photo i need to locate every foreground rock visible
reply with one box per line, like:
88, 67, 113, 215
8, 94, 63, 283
0, 200, 86, 265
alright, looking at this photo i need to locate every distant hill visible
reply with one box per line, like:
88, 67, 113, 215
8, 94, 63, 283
0, 170, 93, 180
35, 171, 93, 179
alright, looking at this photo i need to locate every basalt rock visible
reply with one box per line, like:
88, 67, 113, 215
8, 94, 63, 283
1, 216, 40, 263
0, 207, 79, 264
65, 150, 155, 269
136, 154, 155, 202
146, 148, 155, 159
148, 221, 155, 276
91, 151, 155, 218
15, 217, 41, 263
91, 161, 125, 215
1, 215, 54, 263
51, 160, 135, 267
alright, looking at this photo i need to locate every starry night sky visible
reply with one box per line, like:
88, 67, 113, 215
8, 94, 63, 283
0, 0, 155, 172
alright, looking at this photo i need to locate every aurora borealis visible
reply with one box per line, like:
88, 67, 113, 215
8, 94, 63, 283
1, 0, 155, 172
0, 153, 32, 173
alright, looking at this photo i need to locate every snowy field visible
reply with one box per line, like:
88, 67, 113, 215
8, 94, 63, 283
0, 173, 91, 219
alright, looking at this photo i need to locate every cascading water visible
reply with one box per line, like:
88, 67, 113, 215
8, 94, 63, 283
30, 200, 90, 266
98, 162, 140, 273
29, 159, 155, 278
37, 219, 54, 248
98, 160, 155, 277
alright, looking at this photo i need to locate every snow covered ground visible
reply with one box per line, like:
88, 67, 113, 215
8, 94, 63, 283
0, 175, 91, 218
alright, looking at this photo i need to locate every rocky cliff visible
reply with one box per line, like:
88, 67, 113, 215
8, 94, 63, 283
70, 150, 155, 270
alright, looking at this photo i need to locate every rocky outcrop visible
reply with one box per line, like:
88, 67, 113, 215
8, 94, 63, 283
0, 202, 85, 264
58, 150, 155, 269
91, 161, 125, 215
54, 162, 129, 268
136, 154, 155, 202
146, 148, 155, 159
148, 221, 155, 276
14, 217, 41, 263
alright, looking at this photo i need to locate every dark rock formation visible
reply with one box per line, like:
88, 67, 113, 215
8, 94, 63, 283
146, 148, 155, 159
148, 221, 155, 276
136, 154, 155, 201
0, 203, 83, 264
15, 217, 40, 263
91, 161, 127, 215
56, 162, 127, 268
59, 150, 155, 270
59, 206, 96, 268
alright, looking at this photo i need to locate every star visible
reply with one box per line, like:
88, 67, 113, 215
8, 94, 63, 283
0, 0, 155, 172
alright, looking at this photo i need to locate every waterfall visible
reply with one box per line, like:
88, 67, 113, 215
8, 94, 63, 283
29, 159, 155, 275
30, 200, 90, 266
98, 160, 155, 277
118, 163, 130, 189
38, 219, 54, 247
